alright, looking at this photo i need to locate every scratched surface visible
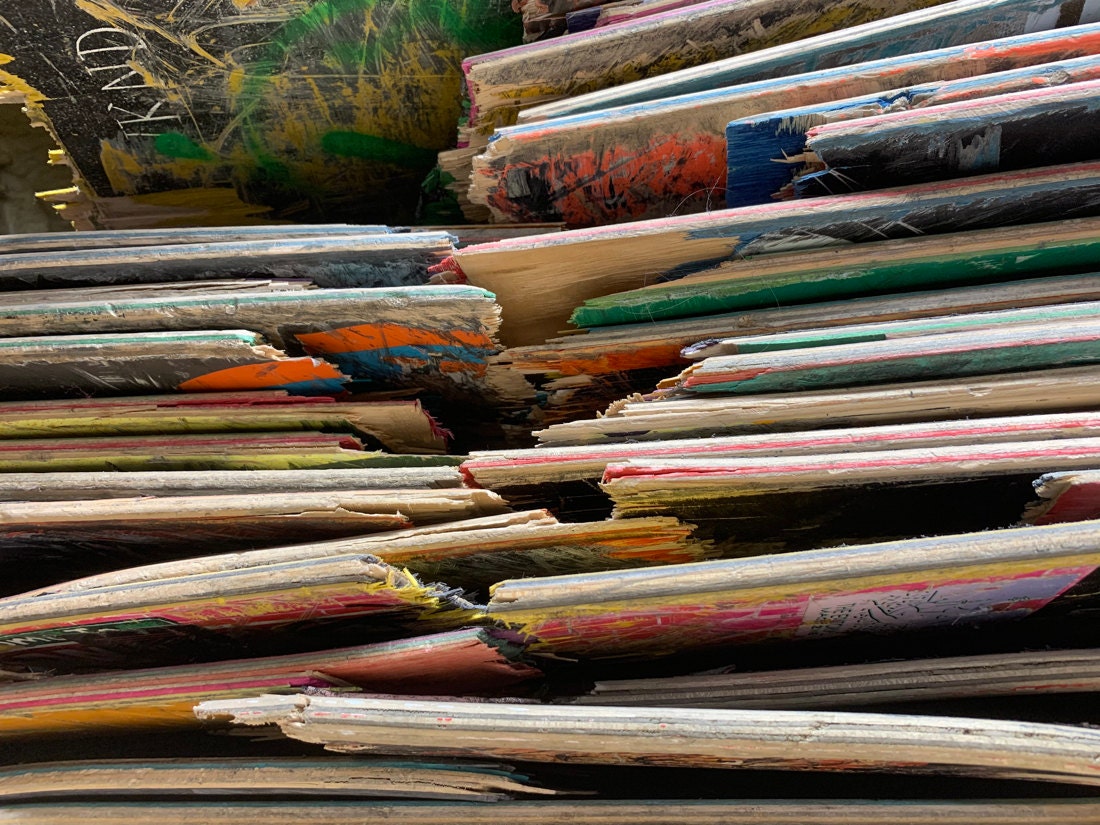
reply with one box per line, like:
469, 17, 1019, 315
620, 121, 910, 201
0, 556, 474, 671
446, 161, 1100, 347
487, 522, 1100, 659
520, 0, 1100, 121
802, 78, 1100, 196
0, 1, 520, 225
737, 55, 1100, 205
463, 0, 947, 134
0, 629, 534, 732
474, 25, 1100, 225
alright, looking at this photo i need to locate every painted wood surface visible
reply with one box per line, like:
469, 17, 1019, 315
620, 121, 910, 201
519, 0, 1099, 121
485, 520, 1100, 658
727, 54, 1100, 207
601, 439, 1100, 503
566, 0, 712, 34
0, 394, 446, 454
0, 2, 522, 227
0, 286, 501, 381
699, 299, 1100, 356
0, 431, 381, 473
569, 213, 1100, 330
0, 467, 464, 501
0, 488, 510, 596
801, 78, 1100, 196
199, 693, 1100, 785
0, 233, 455, 292
537, 366, 1100, 446
0, 225, 389, 255
462, 0, 943, 135
580, 648, 1100, 708
21, 511, 551, 596
599, 439, 1100, 551
0, 757, 551, 800
0, 440, 460, 473
672, 316, 1100, 396
509, 273, 1100, 390
0, 330, 349, 398
11, 800, 1100, 825
1023, 470, 1100, 525
0, 555, 474, 671
471, 24, 1100, 224
446, 162, 1100, 346
0, 629, 537, 738
19, 509, 704, 603
465, 411, 1100, 489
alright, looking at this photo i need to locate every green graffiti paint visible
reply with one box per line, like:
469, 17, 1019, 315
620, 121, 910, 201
154, 132, 214, 161
322, 131, 436, 167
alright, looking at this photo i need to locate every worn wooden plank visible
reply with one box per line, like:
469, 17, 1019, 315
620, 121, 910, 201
0, 468, 464, 500
569, 213, 1100, 329
0, 757, 553, 801
0, 225, 388, 255
509, 273, 1100, 396
671, 316, 1100, 396
199, 693, 1100, 785
695, 299, 1100, 357
21, 509, 706, 602
598, 439, 1100, 552
483, 520, 1100, 659
801, 78, 1100, 196
0, 488, 511, 596
520, 0, 1097, 121
601, 440, 1100, 506
0, 394, 448, 455
445, 162, 1100, 346
0, 556, 474, 671
0, 234, 455, 292
11, 800, 1100, 825
0, 330, 349, 398
0, 629, 537, 738
726, 55, 1100, 207
466, 412, 1100, 489
471, 25, 1100, 224
462, 0, 944, 135
577, 648, 1100, 709
536, 366, 1100, 446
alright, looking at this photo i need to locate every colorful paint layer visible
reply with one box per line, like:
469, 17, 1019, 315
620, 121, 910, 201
0, 393, 447, 454
0, 555, 474, 671
727, 54, 1100, 207
0, 330, 348, 398
0, 233, 456, 292
486, 520, 1100, 658
1023, 470, 1100, 525
0, 2, 522, 226
536, 366, 1100, 446
800, 78, 1100, 196
466, 411, 1100, 489
672, 316, 1100, 396
520, 0, 1096, 121
445, 162, 1100, 346
470, 25, 1100, 224
463, 0, 940, 134
0, 629, 537, 738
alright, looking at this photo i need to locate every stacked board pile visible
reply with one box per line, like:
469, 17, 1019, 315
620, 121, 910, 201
5, 0, 1100, 821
